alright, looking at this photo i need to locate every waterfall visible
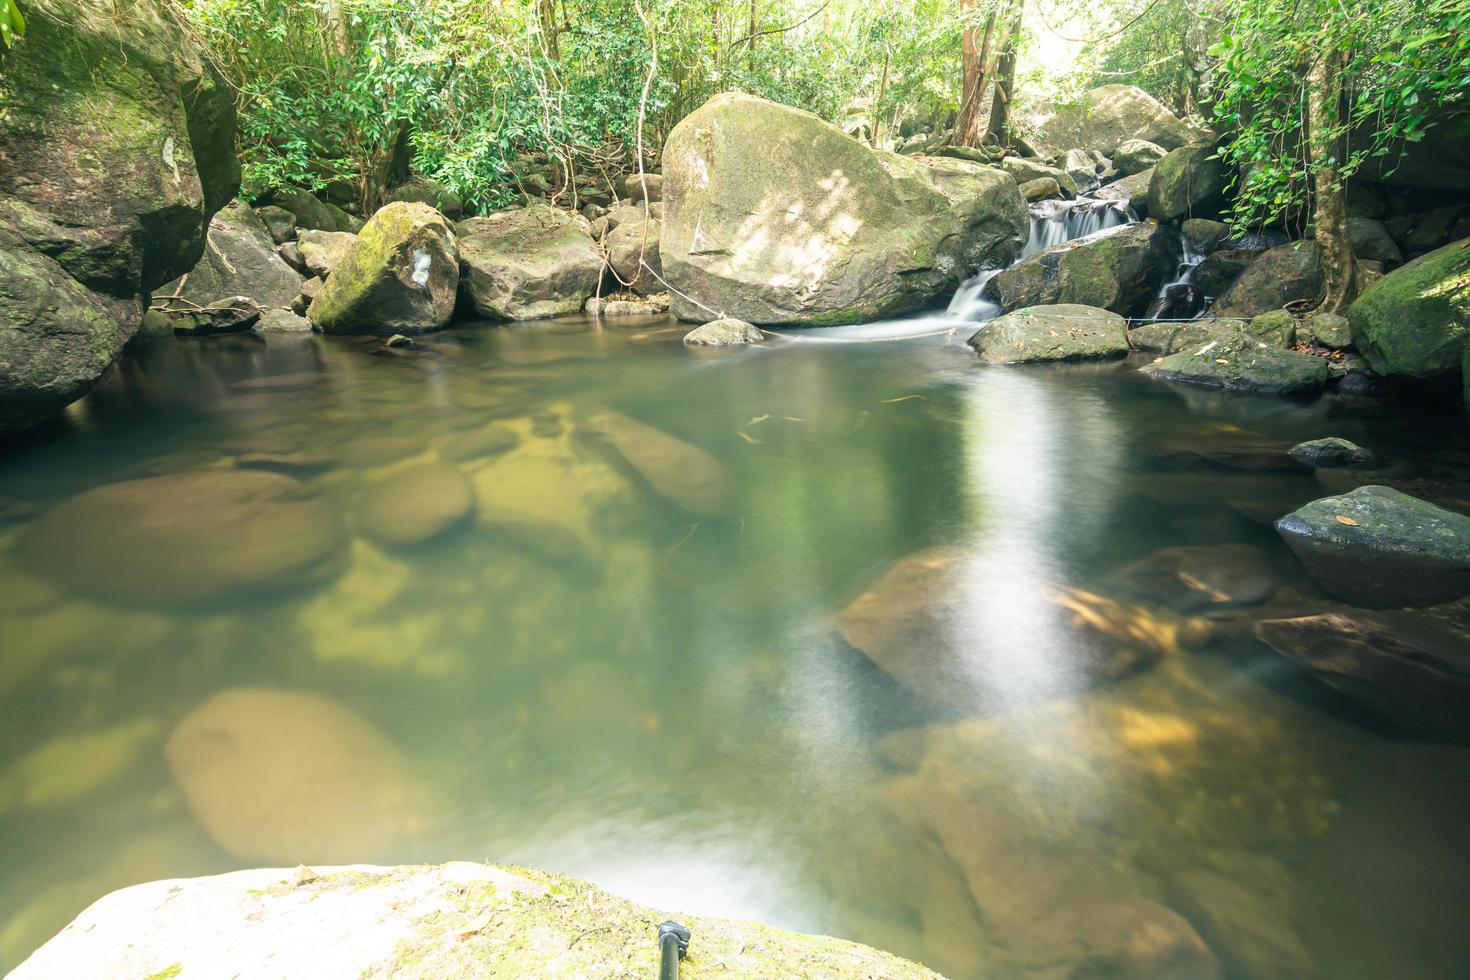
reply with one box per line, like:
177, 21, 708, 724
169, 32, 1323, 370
1141, 230, 1208, 321
946, 268, 1004, 322
1022, 197, 1133, 257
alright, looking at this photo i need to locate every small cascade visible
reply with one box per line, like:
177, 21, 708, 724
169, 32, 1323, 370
1142, 230, 1208, 321
946, 268, 1004, 322
1023, 197, 1132, 257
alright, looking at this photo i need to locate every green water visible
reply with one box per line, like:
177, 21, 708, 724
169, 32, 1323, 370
1, 316, 1468, 977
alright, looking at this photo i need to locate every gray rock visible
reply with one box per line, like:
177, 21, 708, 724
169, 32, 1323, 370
618, 172, 663, 204
1140, 334, 1329, 396
1112, 138, 1167, 175
1001, 156, 1078, 195
256, 205, 298, 244
605, 216, 662, 294
1348, 216, 1404, 266
457, 203, 603, 321
269, 188, 340, 232
297, 229, 357, 279
1060, 148, 1099, 189
255, 309, 313, 334
1275, 485, 1470, 607
1182, 218, 1231, 254
1193, 248, 1260, 296
292, 277, 324, 316
277, 240, 308, 275
1148, 142, 1227, 220
585, 296, 658, 317
160, 201, 304, 310
359, 463, 475, 548
324, 202, 364, 233
1212, 242, 1324, 318
1094, 169, 1153, 213
1018, 177, 1062, 201
684, 318, 765, 346
1303, 310, 1351, 348
386, 176, 464, 220
968, 304, 1128, 363
1037, 84, 1201, 155
1288, 437, 1377, 468
1129, 316, 1248, 354
168, 296, 261, 336
991, 222, 1178, 317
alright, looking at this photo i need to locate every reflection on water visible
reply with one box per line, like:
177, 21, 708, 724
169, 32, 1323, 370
2, 318, 1470, 977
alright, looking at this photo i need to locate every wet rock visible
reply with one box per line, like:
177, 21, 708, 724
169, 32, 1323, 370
0, 719, 160, 816
297, 229, 357, 279
580, 411, 735, 515
1212, 242, 1323, 319
1001, 156, 1078, 195
1148, 142, 1227, 221
604, 215, 662, 294
1018, 176, 1062, 201
1288, 437, 1377, 468
837, 548, 1170, 713
167, 296, 262, 336
1169, 870, 1322, 980
968, 304, 1129, 363
1348, 236, 1470, 380
1246, 308, 1296, 348
1182, 218, 1231, 254
1303, 310, 1351, 348
1113, 138, 1167, 175
358, 463, 474, 548
20, 470, 346, 605
1141, 282, 1205, 321
1037, 84, 1201, 155
310, 203, 459, 335
1140, 334, 1329, 396
159, 201, 305, 310
1192, 248, 1259, 296
585, 296, 658, 317
1094, 168, 1153, 213
1109, 544, 1282, 611
991, 222, 1178, 317
164, 688, 426, 863
10, 863, 941, 980
457, 203, 603, 320
384, 333, 412, 348
337, 435, 422, 468
437, 425, 518, 463
661, 93, 1025, 325
255, 309, 313, 334
292, 276, 324, 316
1255, 610, 1470, 741
683, 318, 765, 346
257, 205, 297, 244
1275, 485, 1470, 607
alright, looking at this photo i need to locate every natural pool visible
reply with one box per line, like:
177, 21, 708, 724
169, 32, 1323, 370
1, 314, 1468, 978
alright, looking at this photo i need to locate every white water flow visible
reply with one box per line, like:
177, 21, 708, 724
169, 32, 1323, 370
1141, 230, 1210, 321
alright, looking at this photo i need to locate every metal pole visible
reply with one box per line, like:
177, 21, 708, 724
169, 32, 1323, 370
657, 920, 690, 980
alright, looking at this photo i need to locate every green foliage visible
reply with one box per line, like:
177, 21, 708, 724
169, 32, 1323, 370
1, 0, 24, 48
1207, 0, 1470, 230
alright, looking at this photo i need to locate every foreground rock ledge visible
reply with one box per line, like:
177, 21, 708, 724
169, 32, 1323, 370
10, 863, 943, 979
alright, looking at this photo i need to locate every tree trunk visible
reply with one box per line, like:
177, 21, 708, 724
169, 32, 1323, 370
747, 0, 757, 70
871, 50, 890, 147
983, 8, 1021, 147
953, 0, 996, 147
538, 0, 560, 59
1308, 48, 1357, 313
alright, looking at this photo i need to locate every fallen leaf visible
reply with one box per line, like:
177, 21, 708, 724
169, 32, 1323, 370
880, 395, 926, 404
1214, 358, 1231, 365
458, 908, 497, 940
292, 864, 319, 886
1335, 515, 1360, 526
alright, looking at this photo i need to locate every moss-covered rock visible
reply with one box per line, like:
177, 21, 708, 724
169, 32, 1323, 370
10, 863, 944, 979
1348, 237, 1470, 380
1018, 176, 1063, 201
1113, 138, 1167, 175
605, 214, 663, 295
1140, 334, 1329, 396
1129, 316, 1248, 354
297, 229, 358, 279
1245, 309, 1296, 348
0, 0, 238, 430
1211, 242, 1324, 318
1037, 84, 1201, 155
1095, 168, 1153, 214
309, 202, 458, 334
457, 203, 604, 320
1001, 155, 1078, 195
968, 304, 1129, 363
991, 221, 1178, 317
1148, 143, 1227, 221
661, 93, 1025, 325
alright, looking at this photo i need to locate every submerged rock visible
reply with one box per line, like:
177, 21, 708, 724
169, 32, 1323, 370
160, 201, 304, 310
1288, 437, 1378, 468
1211, 242, 1323, 319
1254, 610, 1470, 742
19, 470, 346, 604
579, 411, 735, 515
164, 688, 426, 863
1348, 237, 1470, 380
10, 862, 943, 980
1037, 84, 1200, 155
660, 93, 1025, 325
836, 548, 1170, 714
1109, 544, 1282, 611
990, 222, 1178, 317
968, 304, 1128, 363
683, 318, 765, 346
358, 463, 474, 548
1275, 485, 1470, 608
1140, 335, 1329, 396
0, 0, 238, 431
457, 203, 603, 320
309, 203, 459, 335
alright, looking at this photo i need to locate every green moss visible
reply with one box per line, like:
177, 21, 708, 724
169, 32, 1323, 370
1349, 236, 1470, 378
143, 964, 183, 980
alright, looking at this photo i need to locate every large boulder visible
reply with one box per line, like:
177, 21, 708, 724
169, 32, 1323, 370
159, 200, 303, 309
1275, 485, 1470, 608
1130, 316, 1247, 354
1193, 247, 1260, 295
968, 304, 1128, 363
660, 93, 1025, 325
1148, 142, 1228, 220
1037, 84, 1200, 155
457, 203, 603, 320
1348, 216, 1403, 266
1094, 169, 1153, 213
9, 863, 943, 980
0, 0, 238, 431
1112, 138, 1167, 175
1348, 237, 1470, 380
385, 175, 463, 220
268, 188, 345, 233
309, 202, 459, 334
990, 221, 1178, 317
1211, 242, 1323, 318
1255, 611, 1470, 742
1140, 334, 1329, 396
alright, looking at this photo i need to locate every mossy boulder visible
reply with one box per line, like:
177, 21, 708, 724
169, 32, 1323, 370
297, 229, 358, 279
605, 215, 663, 294
457, 203, 604, 320
991, 221, 1178, 317
1001, 156, 1078, 195
1211, 242, 1324, 318
1018, 176, 1063, 201
660, 93, 1025, 325
1094, 168, 1154, 214
1276, 485, 1470, 607
1348, 237, 1470, 380
1037, 84, 1200, 155
0, 0, 239, 430
9, 863, 943, 979
968, 304, 1129, 363
1130, 316, 1249, 354
1113, 138, 1167, 175
1148, 143, 1228, 221
1245, 309, 1296, 348
386, 175, 464, 220
309, 202, 459, 335
1140, 334, 1329, 396
160, 200, 304, 309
